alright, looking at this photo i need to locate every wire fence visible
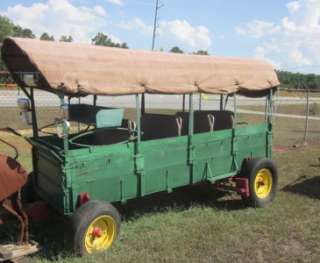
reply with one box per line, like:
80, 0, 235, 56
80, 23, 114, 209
0, 87, 319, 148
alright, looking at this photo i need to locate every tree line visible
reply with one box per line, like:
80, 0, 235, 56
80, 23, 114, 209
277, 70, 320, 91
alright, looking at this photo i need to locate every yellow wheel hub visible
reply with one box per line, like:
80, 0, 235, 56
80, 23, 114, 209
254, 168, 273, 199
84, 215, 116, 254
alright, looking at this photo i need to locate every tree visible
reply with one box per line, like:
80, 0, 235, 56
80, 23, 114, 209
60, 35, 73, 42
40, 33, 55, 41
170, 46, 184, 54
120, 42, 128, 49
92, 32, 128, 49
12, 25, 35, 38
194, 50, 209, 56
0, 15, 14, 43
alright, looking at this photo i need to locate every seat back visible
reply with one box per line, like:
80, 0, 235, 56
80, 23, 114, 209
141, 114, 182, 140
177, 111, 234, 135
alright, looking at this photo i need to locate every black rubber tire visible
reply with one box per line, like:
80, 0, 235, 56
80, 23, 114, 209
71, 200, 121, 256
242, 158, 278, 208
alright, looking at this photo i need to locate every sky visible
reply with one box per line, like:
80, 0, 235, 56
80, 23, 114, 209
0, 0, 319, 73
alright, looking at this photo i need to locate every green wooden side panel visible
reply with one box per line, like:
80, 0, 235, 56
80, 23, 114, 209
33, 147, 65, 214
235, 124, 269, 168
141, 136, 189, 195
192, 130, 233, 182
33, 123, 271, 216
66, 143, 136, 212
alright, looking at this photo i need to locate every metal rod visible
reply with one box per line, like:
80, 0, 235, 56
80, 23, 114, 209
59, 95, 69, 152
224, 95, 229, 110
304, 87, 310, 144
220, 95, 224, 111
199, 93, 202, 111
78, 97, 81, 132
93, 95, 97, 106
233, 94, 237, 128
182, 95, 186, 112
141, 94, 145, 115
30, 88, 39, 138
265, 95, 269, 123
136, 94, 141, 146
188, 94, 194, 136
268, 89, 273, 126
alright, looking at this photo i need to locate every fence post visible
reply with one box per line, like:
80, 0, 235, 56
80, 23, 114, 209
303, 86, 310, 145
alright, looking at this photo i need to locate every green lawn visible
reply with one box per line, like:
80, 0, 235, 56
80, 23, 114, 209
0, 113, 320, 262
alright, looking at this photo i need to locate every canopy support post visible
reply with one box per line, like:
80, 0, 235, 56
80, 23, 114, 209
224, 95, 229, 110
232, 94, 239, 171
182, 95, 186, 112
220, 95, 224, 111
136, 95, 141, 147
93, 95, 97, 106
233, 94, 237, 128
29, 88, 39, 139
141, 94, 145, 115
188, 94, 194, 172
135, 94, 145, 197
266, 89, 273, 158
59, 95, 69, 152
199, 93, 202, 111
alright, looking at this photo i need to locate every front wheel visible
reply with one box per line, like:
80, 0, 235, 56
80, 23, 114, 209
71, 200, 121, 256
242, 158, 278, 208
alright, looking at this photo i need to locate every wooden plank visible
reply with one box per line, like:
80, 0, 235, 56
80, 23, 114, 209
0, 242, 39, 262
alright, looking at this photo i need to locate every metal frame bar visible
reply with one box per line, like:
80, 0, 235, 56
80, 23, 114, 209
233, 94, 237, 128
136, 94, 141, 149
20, 87, 39, 138
220, 95, 224, 111
188, 94, 194, 166
182, 95, 186, 112
59, 95, 69, 152
141, 94, 145, 115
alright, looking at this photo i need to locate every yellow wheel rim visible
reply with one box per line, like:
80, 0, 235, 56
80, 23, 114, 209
254, 168, 273, 199
84, 215, 116, 254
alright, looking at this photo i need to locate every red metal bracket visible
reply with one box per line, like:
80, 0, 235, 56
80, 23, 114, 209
233, 177, 250, 198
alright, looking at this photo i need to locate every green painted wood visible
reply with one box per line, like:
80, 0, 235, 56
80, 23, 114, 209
32, 121, 271, 215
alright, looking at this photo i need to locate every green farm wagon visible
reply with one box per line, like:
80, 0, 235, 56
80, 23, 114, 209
0, 37, 280, 256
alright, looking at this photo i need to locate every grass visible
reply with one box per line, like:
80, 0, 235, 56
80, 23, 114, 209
240, 104, 319, 117
0, 111, 320, 262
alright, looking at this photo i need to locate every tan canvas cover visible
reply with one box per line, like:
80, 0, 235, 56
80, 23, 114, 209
1, 37, 279, 97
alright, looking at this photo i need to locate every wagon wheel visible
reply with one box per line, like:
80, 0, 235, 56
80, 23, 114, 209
241, 158, 278, 208
71, 201, 121, 256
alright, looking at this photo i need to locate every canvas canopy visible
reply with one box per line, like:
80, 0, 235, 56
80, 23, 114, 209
1, 37, 280, 97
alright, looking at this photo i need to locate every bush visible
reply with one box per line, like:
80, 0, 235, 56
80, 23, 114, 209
310, 102, 320, 116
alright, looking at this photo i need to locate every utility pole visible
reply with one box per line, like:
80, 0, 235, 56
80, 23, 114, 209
151, 0, 164, 51
142, 0, 164, 114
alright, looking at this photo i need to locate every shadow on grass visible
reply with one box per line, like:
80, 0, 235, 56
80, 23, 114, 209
282, 175, 320, 200
116, 183, 245, 221
0, 184, 245, 261
0, 214, 72, 261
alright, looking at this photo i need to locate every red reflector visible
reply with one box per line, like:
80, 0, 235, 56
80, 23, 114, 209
79, 192, 90, 206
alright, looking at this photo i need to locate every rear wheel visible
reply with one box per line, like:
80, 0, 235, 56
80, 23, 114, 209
71, 200, 121, 256
242, 158, 278, 207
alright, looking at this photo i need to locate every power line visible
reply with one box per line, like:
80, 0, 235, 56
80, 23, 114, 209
151, 0, 164, 51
